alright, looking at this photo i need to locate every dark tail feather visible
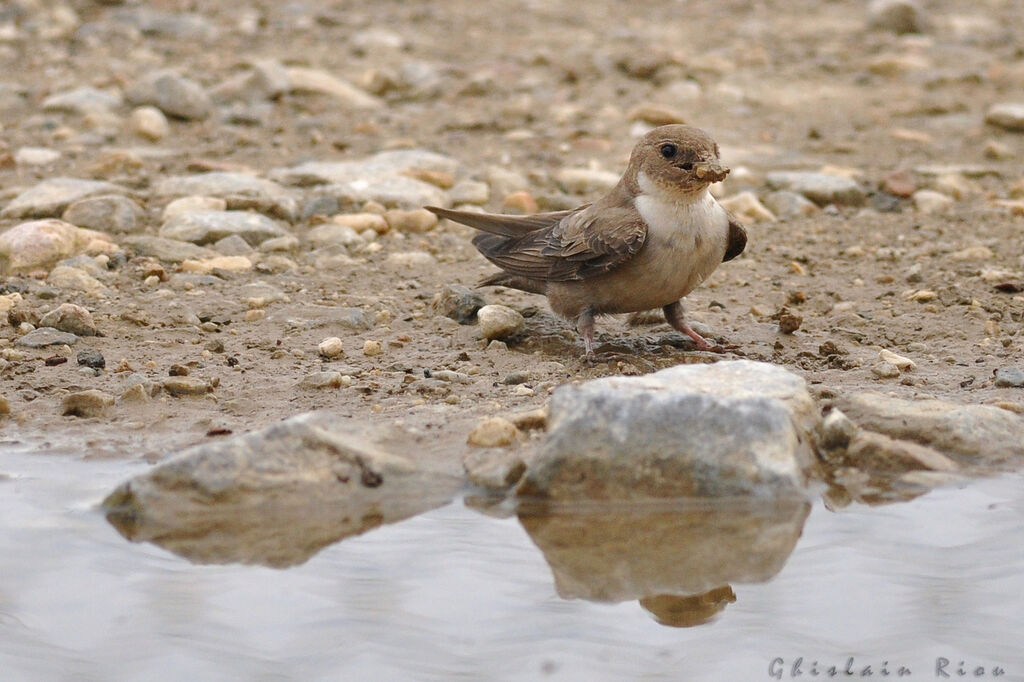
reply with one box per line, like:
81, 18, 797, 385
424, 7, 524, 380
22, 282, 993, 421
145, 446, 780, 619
478, 272, 547, 295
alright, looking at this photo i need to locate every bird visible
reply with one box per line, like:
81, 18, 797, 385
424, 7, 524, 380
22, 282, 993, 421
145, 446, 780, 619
426, 124, 746, 359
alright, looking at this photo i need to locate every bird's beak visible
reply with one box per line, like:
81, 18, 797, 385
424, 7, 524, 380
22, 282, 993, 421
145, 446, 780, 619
693, 162, 729, 183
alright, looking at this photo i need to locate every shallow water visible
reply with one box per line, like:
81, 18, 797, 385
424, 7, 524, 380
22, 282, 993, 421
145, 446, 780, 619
1, 448, 1022, 681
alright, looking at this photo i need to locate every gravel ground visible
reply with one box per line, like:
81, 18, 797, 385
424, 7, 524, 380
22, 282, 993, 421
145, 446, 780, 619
1, 0, 1023, 466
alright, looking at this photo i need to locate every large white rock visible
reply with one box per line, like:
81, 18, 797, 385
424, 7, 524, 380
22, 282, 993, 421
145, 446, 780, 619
0, 219, 113, 273
518, 360, 821, 500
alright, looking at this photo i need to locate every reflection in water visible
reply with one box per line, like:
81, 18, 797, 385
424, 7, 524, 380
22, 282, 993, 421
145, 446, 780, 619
516, 499, 810, 626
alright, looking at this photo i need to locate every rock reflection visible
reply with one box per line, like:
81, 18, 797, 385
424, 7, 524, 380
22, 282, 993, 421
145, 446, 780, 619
516, 499, 810, 625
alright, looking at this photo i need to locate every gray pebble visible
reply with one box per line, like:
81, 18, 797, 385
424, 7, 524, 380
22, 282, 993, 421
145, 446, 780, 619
994, 367, 1024, 388
77, 349, 106, 369
15, 327, 78, 348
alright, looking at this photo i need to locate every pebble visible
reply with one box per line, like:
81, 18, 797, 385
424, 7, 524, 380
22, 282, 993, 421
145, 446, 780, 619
363, 340, 382, 357
911, 189, 954, 214
1, 178, 127, 220
881, 170, 916, 198
477, 304, 525, 340
162, 196, 228, 222
778, 310, 803, 334
556, 168, 620, 194
0, 219, 112, 272
212, 234, 255, 256
163, 377, 212, 396
77, 349, 106, 369
160, 210, 288, 246
62, 195, 144, 233
154, 173, 298, 222
47, 266, 107, 295
38, 303, 97, 336
983, 140, 1014, 160
994, 367, 1024, 388
0, 395, 9, 416
763, 190, 819, 219
385, 251, 436, 267
318, 337, 345, 358
128, 105, 170, 141
627, 104, 686, 126
15, 327, 77, 348
718, 191, 776, 223
330, 213, 389, 234
306, 223, 363, 248
502, 191, 539, 214
42, 86, 122, 115
179, 256, 253, 274
930, 174, 978, 200
126, 69, 212, 120
383, 208, 439, 233
62, 390, 114, 418
432, 284, 486, 324
298, 371, 343, 389
447, 180, 490, 205
867, 0, 931, 34
994, 200, 1024, 217
985, 103, 1024, 133
871, 362, 902, 379
286, 66, 382, 109
467, 417, 519, 448
950, 246, 994, 261
463, 449, 527, 489
879, 348, 916, 372
122, 235, 216, 262
15, 147, 61, 166
119, 384, 150, 403
765, 171, 866, 206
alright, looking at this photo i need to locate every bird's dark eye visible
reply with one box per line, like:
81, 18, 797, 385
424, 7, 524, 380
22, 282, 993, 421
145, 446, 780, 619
659, 143, 677, 159
680, 162, 694, 171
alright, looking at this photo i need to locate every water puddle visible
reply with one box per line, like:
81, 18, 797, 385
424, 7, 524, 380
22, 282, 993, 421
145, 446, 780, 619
1, 448, 1022, 680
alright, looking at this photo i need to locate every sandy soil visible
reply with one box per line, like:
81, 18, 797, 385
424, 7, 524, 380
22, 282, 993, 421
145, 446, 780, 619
1, 0, 1023, 469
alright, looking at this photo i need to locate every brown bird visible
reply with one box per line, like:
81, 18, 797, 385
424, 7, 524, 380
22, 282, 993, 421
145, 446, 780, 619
427, 125, 746, 358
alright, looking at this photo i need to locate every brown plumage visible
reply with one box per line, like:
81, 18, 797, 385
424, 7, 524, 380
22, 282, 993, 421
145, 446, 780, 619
427, 124, 746, 358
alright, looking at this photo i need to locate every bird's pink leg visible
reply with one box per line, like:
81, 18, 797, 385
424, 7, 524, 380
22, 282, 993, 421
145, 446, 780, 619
663, 301, 722, 352
576, 307, 596, 360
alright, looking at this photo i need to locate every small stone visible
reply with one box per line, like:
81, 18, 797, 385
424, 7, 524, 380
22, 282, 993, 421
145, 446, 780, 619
162, 196, 228, 222
298, 371, 343, 389
122, 235, 216, 263
286, 66, 382, 109
765, 172, 866, 206
330, 213, 389, 234
126, 69, 212, 120
383, 208, 438, 233
949, 246, 994, 261
477, 304, 525, 340
463, 449, 527, 489
994, 367, 1024, 388
179, 256, 253, 274
881, 170, 916, 198
0, 395, 9, 415
39, 303, 97, 336
502, 191, 538, 214
778, 311, 803, 334
983, 140, 1014, 160
985, 103, 1024, 133
718, 192, 776, 223
42, 86, 122, 115
168, 364, 189, 377
627, 104, 686, 126
432, 284, 486, 324
403, 168, 455, 189
128, 105, 170, 141
994, 200, 1024, 217
318, 337, 345, 358
212, 234, 255, 256
467, 417, 519, 448
163, 377, 212, 396
1, 179, 127, 220
15, 147, 61, 166
77, 349, 106, 369
556, 168, 620, 195
911, 189, 954, 214
119, 383, 150, 403
385, 251, 436, 267
62, 195, 144, 234
447, 180, 490, 205
867, 0, 931, 34
160, 210, 288, 246
871, 362, 901, 379
15, 327, 78, 348
763, 191, 819, 219
817, 408, 859, 451
62, 390, 114, 418
879, 348, 916, 372
307, 223, 363, 248
363, 340, 382, 357
931, 174, 978, 201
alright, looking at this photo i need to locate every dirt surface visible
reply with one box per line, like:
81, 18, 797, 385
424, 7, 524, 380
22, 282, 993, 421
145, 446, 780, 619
1, 0, 1023, 467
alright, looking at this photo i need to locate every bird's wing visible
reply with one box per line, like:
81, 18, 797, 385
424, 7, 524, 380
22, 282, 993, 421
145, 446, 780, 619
425, 206, 577, 238
472, 203, 648, 282
723, 213, 746, 262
